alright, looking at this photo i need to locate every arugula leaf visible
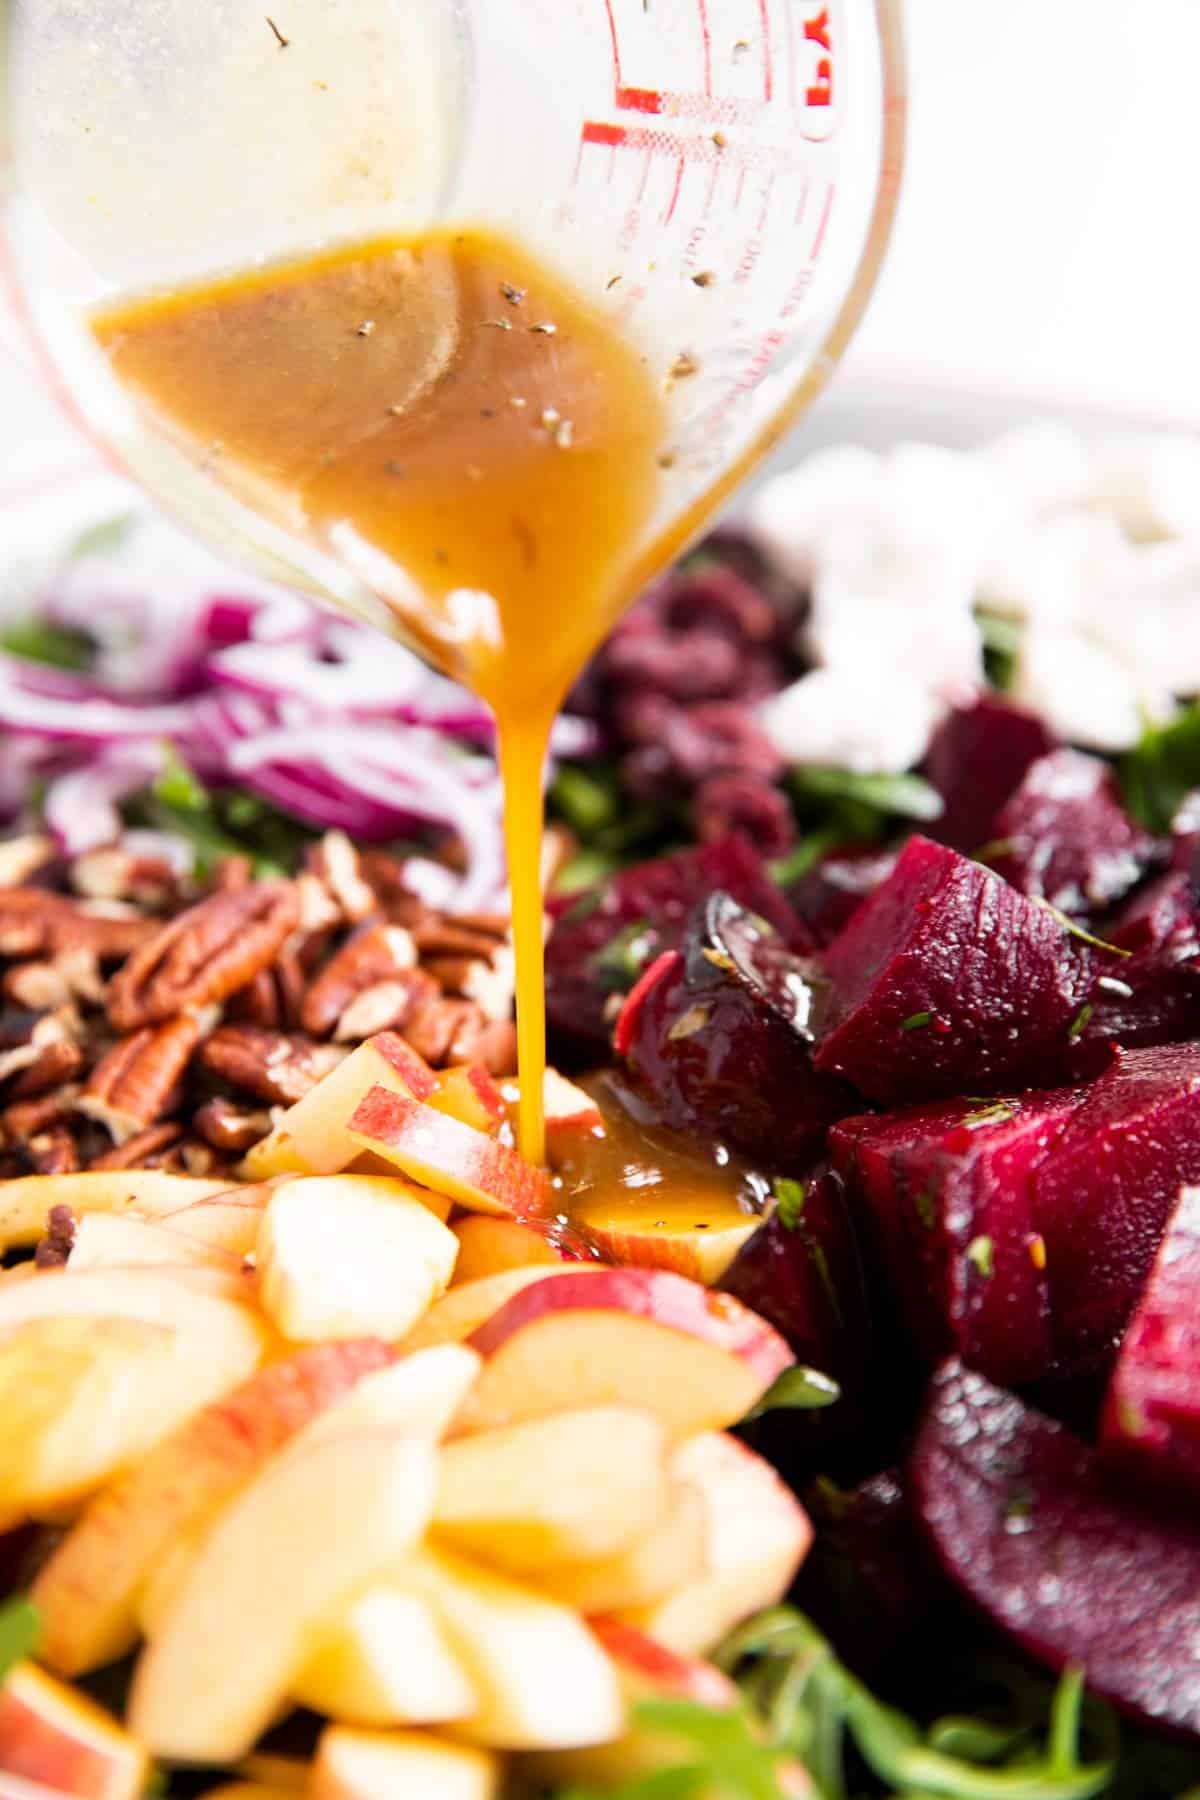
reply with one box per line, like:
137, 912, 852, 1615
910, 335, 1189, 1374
153, 744, 209, 814
744, 1365, 841, 1420
551, 763, 623, 838
554, 848, 626, 896
0, 617, 95, 671
1120, 703, 1200, 833
976, 607, 1022, 693
714, 1608, 1113, 1800
769, 829, 842, 889
791, 767, 944, 826
774, 1179, 807, 1231
0, 1596, 39, 1682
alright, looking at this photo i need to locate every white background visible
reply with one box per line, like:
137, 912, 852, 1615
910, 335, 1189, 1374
836, 0, 1200, 424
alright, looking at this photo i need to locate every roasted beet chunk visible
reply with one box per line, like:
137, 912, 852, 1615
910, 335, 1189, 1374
923, 696, 1057, 854
544, 835, 805, 1063
720, 1169, 870, 1401
831, 1092, 1080, 1386
615, 893, 855, 1168
1031, 1043, 1200, 1369
813, 836, 1092, 1104
988, 748, 1160, 916
1082, 870, 1200, 1050
1100, 1187, 1200, 1503
911, 1359, 1200, 1738
787, 845, 899, 948
798, 1470, 944, 1679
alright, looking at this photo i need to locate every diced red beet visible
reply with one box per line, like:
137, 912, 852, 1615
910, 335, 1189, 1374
988, 749, 1160, 916
1082, 871, 1200, 1050
813, 836, 1093, 1104
797, 1470, 946, 1679
545, 835, 806, 1063
923, 696, 1057, 854
910, 1359, 1200, 1738
831, 1092, 1081, 1386
787, 845, 899, 948
719, 1168, 870, 1402
616, 893, 855, 1168
1100, 1186, 1200, 1503
1031, 1043, 1200, 1369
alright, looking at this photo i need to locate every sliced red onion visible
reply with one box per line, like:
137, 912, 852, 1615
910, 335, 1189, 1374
43, 745, 166, 856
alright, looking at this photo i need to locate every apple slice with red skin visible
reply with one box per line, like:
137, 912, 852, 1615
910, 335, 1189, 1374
615, 1430, 812, 1655
450, 1215, 599, 1285
430, 1065, 507, 1135
241, 1032, 437, 1180
458, 1268, 794, 1437
0, 1660, 147, 1800
348, 1085, 552, 1219
405, 1266, 610, 1351
156, 1185, 273, 1259
311, 1727, 500, 1800
33, 1337, 394, 1676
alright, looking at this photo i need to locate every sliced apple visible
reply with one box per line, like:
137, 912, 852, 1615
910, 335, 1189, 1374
299, 1346, 481, 1448
295, 1586, 477, 1725
459, 1269, 793, 1437
616, 1431, 812, 1655
575, 1199, 758, 1287
257, 1177, 458, 1343
68, 1211, 243, 1277
311, 1727, 500, 1800
525, 1618, 739, 1790
0, 1659, 148, 1800
404, 1266, 609, 1352
429, 1066, 506, 1135
347, 1087, 552, 1220
537, 1479, 708, 1613
33, 1337, 394, 1675
543, 1069, 606, 1169
0, 1282, 266, 1521
434, 1407, 670, 1574
129, 1430, 439, 1763
395, 1546, 624, 1751
0, 1171, 226, 1255
450, 1215, 597, 1286
156, 1185, 273, 1259
240, 1033, 437, 1180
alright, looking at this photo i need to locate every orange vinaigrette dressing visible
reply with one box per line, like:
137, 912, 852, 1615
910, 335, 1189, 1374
92, 230, 671, 1164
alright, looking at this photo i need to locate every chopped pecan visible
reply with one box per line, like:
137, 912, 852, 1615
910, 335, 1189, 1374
309, 832, 378, 924
10, 1034, 86, 1100
56, 902, 157, 962
35, 1204, 78, 1268
193, 1096, 274, 1153
107, 880, 300, 1031
2, 1089, 80, 1144
293, 871, 344, 939
411, 917, 507, 960
354, 851, 430, 927
89, 1121, 184, 1170
0, 891, 57, 959
333, 980, 418, 1043
214, 855, 254, 892
0, 836, 55, 890
24, 1124, 79, 1175
423, 945, 515, 1024
4, 947, 104, 1011
300, 922, 419, 1037
71, 847, 179, 910
227, 969, 281, 1030
78, 1014, 202, 1143
473, 1018, 519, 1076
198, 1023, 347, 1106
403, 997, 492, 1067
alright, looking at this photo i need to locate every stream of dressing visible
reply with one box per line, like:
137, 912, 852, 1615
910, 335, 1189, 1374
93, 231, 670, 1163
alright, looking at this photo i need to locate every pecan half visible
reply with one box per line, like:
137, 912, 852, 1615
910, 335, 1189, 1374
198, 1023, 347, 1106
0, 836, 55, 890
24, 1124, 79, 1175
10, 1034, 86, 1101
1, 1089, 80, 1145
300, 922, 419, 1038
71, 847, 179, 910
0, 891, 57, 959
309, 832, 378, 924
54, 902, 157, 962
107, 880, 300, 1031
193, 1096, 274, 1153
90, 1121, 184, 1170
78, 1014, 202, 1143
423, 945, 515, 1023
4, 947, 104, 1011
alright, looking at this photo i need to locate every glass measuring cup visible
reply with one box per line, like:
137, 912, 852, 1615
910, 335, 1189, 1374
0, 0, 905, 656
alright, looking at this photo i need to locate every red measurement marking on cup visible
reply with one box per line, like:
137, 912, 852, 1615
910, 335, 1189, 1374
601, 0, 757, 127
